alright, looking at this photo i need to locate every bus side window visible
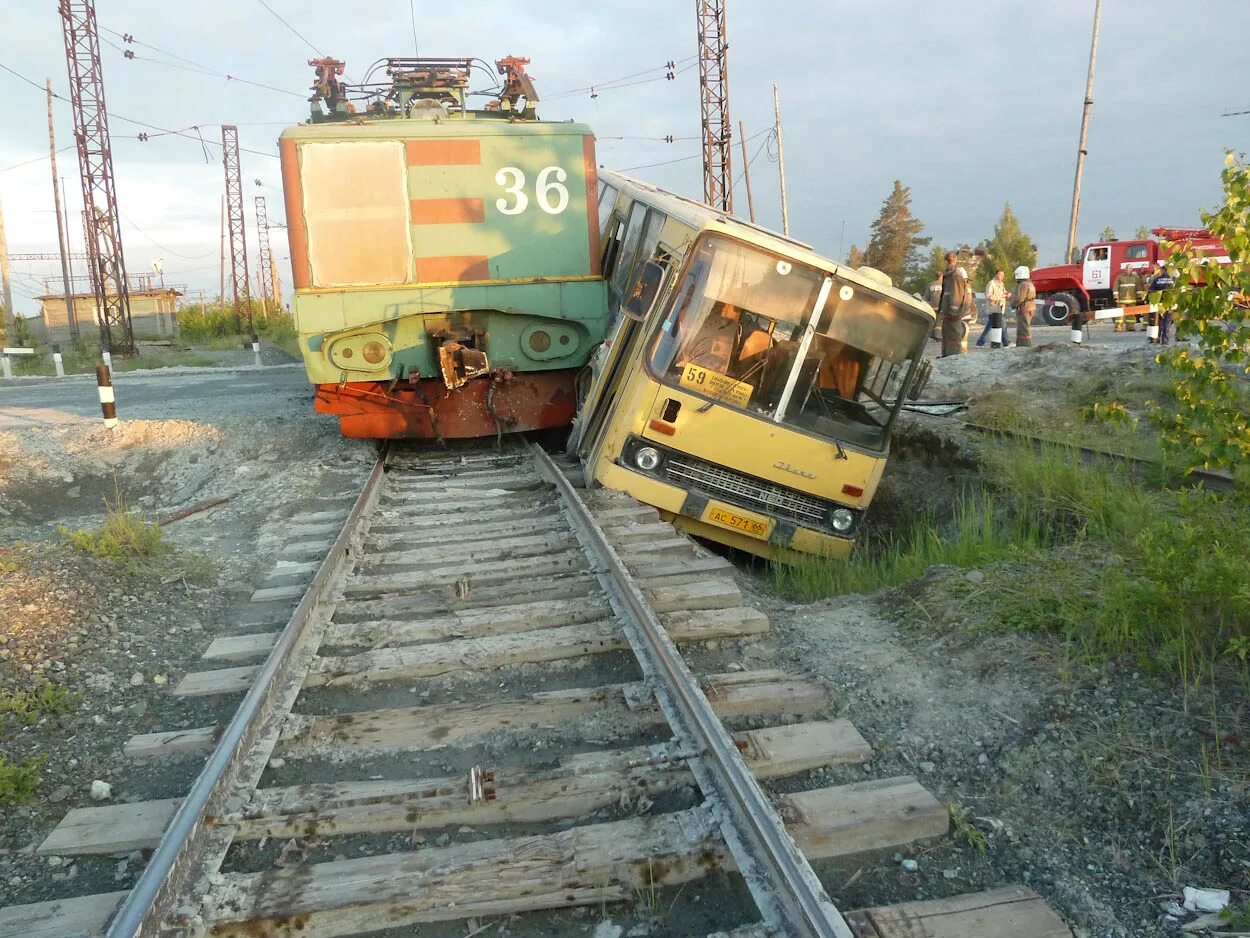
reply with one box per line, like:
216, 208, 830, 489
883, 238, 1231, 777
611, 202, 649, 298
601, 216, 626, 281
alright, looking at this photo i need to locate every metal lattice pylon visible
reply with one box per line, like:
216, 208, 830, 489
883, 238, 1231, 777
221, 125, 252, 332
58, 0, 135, 354
696, 0, 733, 213
254, 196, 275, 310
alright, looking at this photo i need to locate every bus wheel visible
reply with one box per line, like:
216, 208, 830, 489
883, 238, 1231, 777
1042, 291, 1080, 326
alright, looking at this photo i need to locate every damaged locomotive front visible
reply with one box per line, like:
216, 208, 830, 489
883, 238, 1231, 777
280, 55, 607, 439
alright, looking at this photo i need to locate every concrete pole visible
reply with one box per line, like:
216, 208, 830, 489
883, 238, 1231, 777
773, 84, 789, 237
48, 79, 79, 342
1065, 0, 1103, 263
0, 195, 13, 340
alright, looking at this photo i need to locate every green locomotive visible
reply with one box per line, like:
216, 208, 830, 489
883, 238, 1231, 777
279, 57, 606, 438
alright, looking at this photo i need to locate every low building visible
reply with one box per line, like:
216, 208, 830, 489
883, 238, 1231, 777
38, 286, 182, 343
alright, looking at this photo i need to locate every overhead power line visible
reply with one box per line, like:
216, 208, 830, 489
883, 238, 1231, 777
545, 57, 697, 101
257, 0, 324, 56
617, 127, 770, 173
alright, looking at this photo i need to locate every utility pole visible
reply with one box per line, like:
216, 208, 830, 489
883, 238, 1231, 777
221, 125, 252, 333
59, 0, 135, 355
695, 0, 733, 213
737, 120, 755, 223
0, 196, 12, 341
218, 194, 227, 322
47, 79, 79, 342
1066, 0, 1103, 264
773, 84, 789, 237
270, 252, 283, 310
255, 196, 275, 315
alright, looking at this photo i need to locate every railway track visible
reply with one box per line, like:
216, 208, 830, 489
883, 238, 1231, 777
5, 442, 1071, 938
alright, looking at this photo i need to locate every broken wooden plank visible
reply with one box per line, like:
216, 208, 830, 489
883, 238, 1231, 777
323, 595, 612, 649
202, 632, 278, 663
124, 725, 221, 760
37, 798, 181, 856
845, 885, 1073, 938
173, 665, 259, 697
280, 669, 825, 756
0, 890, 127, 938
232, 720, 868, 841
203, 778, 942, 936
306, 609, 767, 688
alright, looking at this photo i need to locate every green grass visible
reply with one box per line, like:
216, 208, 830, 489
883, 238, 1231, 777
775, 440, 1250, 680
0, 754, 43, 806
60, 490, 169, 570
0, 679, 79, 725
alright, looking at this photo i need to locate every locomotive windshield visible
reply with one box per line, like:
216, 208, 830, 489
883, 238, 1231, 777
648, 234, 929, 448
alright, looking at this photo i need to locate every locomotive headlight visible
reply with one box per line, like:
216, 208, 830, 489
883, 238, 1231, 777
829, 507, 856, 534
362, 341, 386, 364
634, 446, 662, 471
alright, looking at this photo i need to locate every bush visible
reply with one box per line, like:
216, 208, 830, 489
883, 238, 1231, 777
0, 680, 78, 725
61, 490, 168, 569
0, 755, 43, 805
177, 298, 294, 343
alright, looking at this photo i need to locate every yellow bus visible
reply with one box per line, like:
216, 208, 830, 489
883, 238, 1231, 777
569, 171, 934, 560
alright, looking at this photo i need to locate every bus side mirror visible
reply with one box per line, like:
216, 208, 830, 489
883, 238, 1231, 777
908, 359, 933, 401
623, 261, 665, 322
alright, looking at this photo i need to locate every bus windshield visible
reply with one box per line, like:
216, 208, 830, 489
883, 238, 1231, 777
649, 234, 930, 449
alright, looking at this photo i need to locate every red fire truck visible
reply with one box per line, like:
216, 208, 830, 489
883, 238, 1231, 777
1030, 228, 1228, 325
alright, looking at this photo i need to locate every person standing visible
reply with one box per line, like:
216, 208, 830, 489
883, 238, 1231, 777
976, 269, 1009, 348
1148, 261, 1176, 345
938, 252, 969, 357
1011, 265, 1036, 347
957, 267, 976, 353
1113, 267, 1144, 332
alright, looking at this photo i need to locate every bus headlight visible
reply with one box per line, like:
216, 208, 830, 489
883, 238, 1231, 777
829, 507, 856, 534
634, 446, 662, 471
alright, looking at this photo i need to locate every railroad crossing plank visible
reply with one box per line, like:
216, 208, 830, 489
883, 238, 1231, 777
360, 531, 578, 570
306, 611, 769, 688
602, 520, 685, 545
249, 583, 305, 604
324, 596, 613, 648
645, 579, 740, 613
330, 573, 602, 621
0, 890, 127, 938
845, 885, 1073, 938
231, 721, 869, 841
203, 779, 944, 936
342, 550, 587, 596
124, 725, 221, 760
37, 798, 181, 856
202, 632, 278, 662
280, 669, 825, 756
173, 665, 259, 697
366, 515, 565, 549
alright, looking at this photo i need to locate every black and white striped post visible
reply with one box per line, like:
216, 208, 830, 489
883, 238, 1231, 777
1147, 304, 1160, 343
251, 332, 261, 368
1, 344, 34, 378
101, 348, 112, 370
1069, 309, 1084, 344
52, 343, 65, 378
988, 309, 1003, 349
96, 362, 118, 429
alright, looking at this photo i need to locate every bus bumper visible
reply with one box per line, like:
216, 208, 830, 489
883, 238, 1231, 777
596, 462, 854, 561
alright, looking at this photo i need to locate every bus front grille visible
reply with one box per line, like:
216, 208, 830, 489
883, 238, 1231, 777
664, 455, 828, 528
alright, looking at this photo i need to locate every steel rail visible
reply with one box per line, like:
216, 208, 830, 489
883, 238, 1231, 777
105, 447, 390, 937
529, 442, 853, 938
959, 419, 1235, 491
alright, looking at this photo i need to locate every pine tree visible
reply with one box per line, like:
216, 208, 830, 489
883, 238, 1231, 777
1100, 225, 1117, 241
863, 180, 930, 288
846, 244, 865, 268
908, 243, 948, 296
978, 203, 1038, 287
1134, 224, 1152, 239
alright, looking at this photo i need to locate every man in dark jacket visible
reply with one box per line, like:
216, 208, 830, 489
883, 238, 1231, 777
1148, 261, 1176, 344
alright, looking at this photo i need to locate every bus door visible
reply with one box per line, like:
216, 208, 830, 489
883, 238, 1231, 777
578, 243, 672, 461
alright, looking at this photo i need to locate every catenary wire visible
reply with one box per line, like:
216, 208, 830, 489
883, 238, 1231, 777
257, 0, 324, 57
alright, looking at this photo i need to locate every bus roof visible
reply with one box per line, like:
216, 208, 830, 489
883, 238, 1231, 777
600, 168, 934, 323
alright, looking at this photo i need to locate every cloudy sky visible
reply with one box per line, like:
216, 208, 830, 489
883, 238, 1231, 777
1, 0, 1247, 313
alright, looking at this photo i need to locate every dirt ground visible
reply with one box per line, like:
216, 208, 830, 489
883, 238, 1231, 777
0, 408, 373, 909
1, 342, 1245, 936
